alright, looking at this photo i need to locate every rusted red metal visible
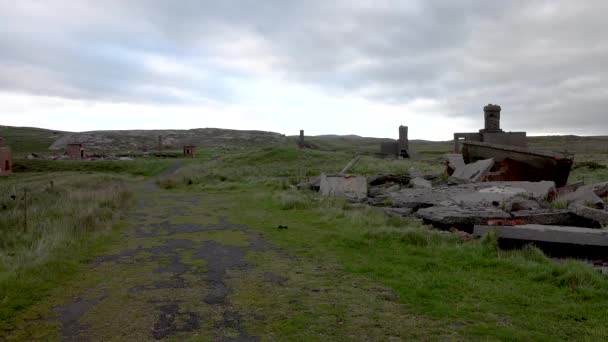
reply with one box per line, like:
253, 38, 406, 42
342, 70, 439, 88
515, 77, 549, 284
487, 219, 529, 226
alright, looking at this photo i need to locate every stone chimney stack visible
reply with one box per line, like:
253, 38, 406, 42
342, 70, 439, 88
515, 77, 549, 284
482, 104, 502, 133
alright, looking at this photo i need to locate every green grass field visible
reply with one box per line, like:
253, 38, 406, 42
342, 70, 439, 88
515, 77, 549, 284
1, 131, 608, 340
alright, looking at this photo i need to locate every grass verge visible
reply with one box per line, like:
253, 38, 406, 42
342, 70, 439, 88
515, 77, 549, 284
0, 173, 131, 328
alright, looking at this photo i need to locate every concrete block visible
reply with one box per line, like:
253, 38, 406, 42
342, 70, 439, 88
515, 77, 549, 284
417, 206, 510, 228
474, 224, 608, 247
449, 159, 494, 184
559, 187, 605, 209
512, 209, 602, 228
445, 154, 465, 173
410, 177, 432, 189
569, 205, 608, 227
320, 173, 367, 200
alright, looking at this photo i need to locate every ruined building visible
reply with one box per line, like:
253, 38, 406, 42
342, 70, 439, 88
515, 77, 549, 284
380, 125, 410, 158
453, 104, 527, 153
0, 137, 12, 176
66, 143, 86, 160
183, 145, 196, 158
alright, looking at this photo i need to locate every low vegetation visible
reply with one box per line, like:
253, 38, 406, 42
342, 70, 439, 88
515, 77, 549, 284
0, 173, 131, 323
13, 159, 175, 177
154, 144, 608, 339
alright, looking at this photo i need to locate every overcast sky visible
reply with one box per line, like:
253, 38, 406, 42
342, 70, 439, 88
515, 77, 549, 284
1, 1, 606, 140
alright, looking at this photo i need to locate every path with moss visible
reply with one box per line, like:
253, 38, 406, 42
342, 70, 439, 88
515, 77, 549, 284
7, 175, 450, 341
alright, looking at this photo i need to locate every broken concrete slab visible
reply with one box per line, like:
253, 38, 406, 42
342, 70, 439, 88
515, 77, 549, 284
474, 224, 608, 247
559, 187, 605, 209
417, 206, 510, 230
449, 158, 494, 184
380, 188, 453, 210
512, 209, 601, 228
577, 181, 608, 198
507, 197, 541, 212
319, 173, 367, 200
444, 154, 465, 175
410, 177, 432, 189
449, 181, 554, 208
569, 205, 608, 227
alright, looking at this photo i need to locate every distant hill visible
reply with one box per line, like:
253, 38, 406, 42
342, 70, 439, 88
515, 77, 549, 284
48, 128, 287, 151
0, 126, 65, 154
1, 125, 606, 157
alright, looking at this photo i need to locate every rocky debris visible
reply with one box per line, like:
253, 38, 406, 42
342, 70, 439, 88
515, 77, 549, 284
511, 209, 602, 228
505, 197, 541, 212
569, 205, 608, 227
319, 173, 367, 201
577, 181, 608, 199
449, 181, 555, 208
378, 188, 452, 210
417, 206, 510, 230
449, 159, 494, 184
474, 224, 608, 247
559, 187, 605, 209
410, 177, 432, 189
444, 154, 465, 175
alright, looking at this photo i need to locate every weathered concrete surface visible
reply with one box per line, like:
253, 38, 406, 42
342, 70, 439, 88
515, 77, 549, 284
445, 154, 465, 175
474, 225, 608, 247
449, 159, 494, 184
449, 181, 554, 208
410, 177, 432, 189
368, 184, 400, 197
417, 206, 510, 229
570, 205, 608, 227
512, 210, 602, 228
320, 173, 368, 200
559, 187, 605, 209
381, 188, 452, 210
575, 181, 608, 198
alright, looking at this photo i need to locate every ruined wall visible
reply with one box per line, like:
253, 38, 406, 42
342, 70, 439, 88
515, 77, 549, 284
0, 146, 12, 176
398, 126, 410, 158
66, 144, 85, 160
380, 141, 399, 157
183, 146, 196, 158
481, 132, 527, 148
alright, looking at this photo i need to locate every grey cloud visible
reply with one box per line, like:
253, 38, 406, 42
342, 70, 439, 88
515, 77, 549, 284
0, 0, 607, 134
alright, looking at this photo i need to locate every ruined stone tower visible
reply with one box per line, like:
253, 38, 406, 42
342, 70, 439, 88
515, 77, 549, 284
482, 104, 502, 133
398, 125, 410, 158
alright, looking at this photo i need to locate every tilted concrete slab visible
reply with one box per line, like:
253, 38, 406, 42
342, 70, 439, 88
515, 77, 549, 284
320, 173, 368, 200
449, 158, 494, 184
417, 206, 510, 228
474, 224, 608, 247
569, 205, 608, 227
410, 177, 432, 189
512, 209, 602, 228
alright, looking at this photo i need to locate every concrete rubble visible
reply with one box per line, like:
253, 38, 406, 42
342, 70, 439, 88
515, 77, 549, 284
449, 158, 494, 184
319, 173, 368, 201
